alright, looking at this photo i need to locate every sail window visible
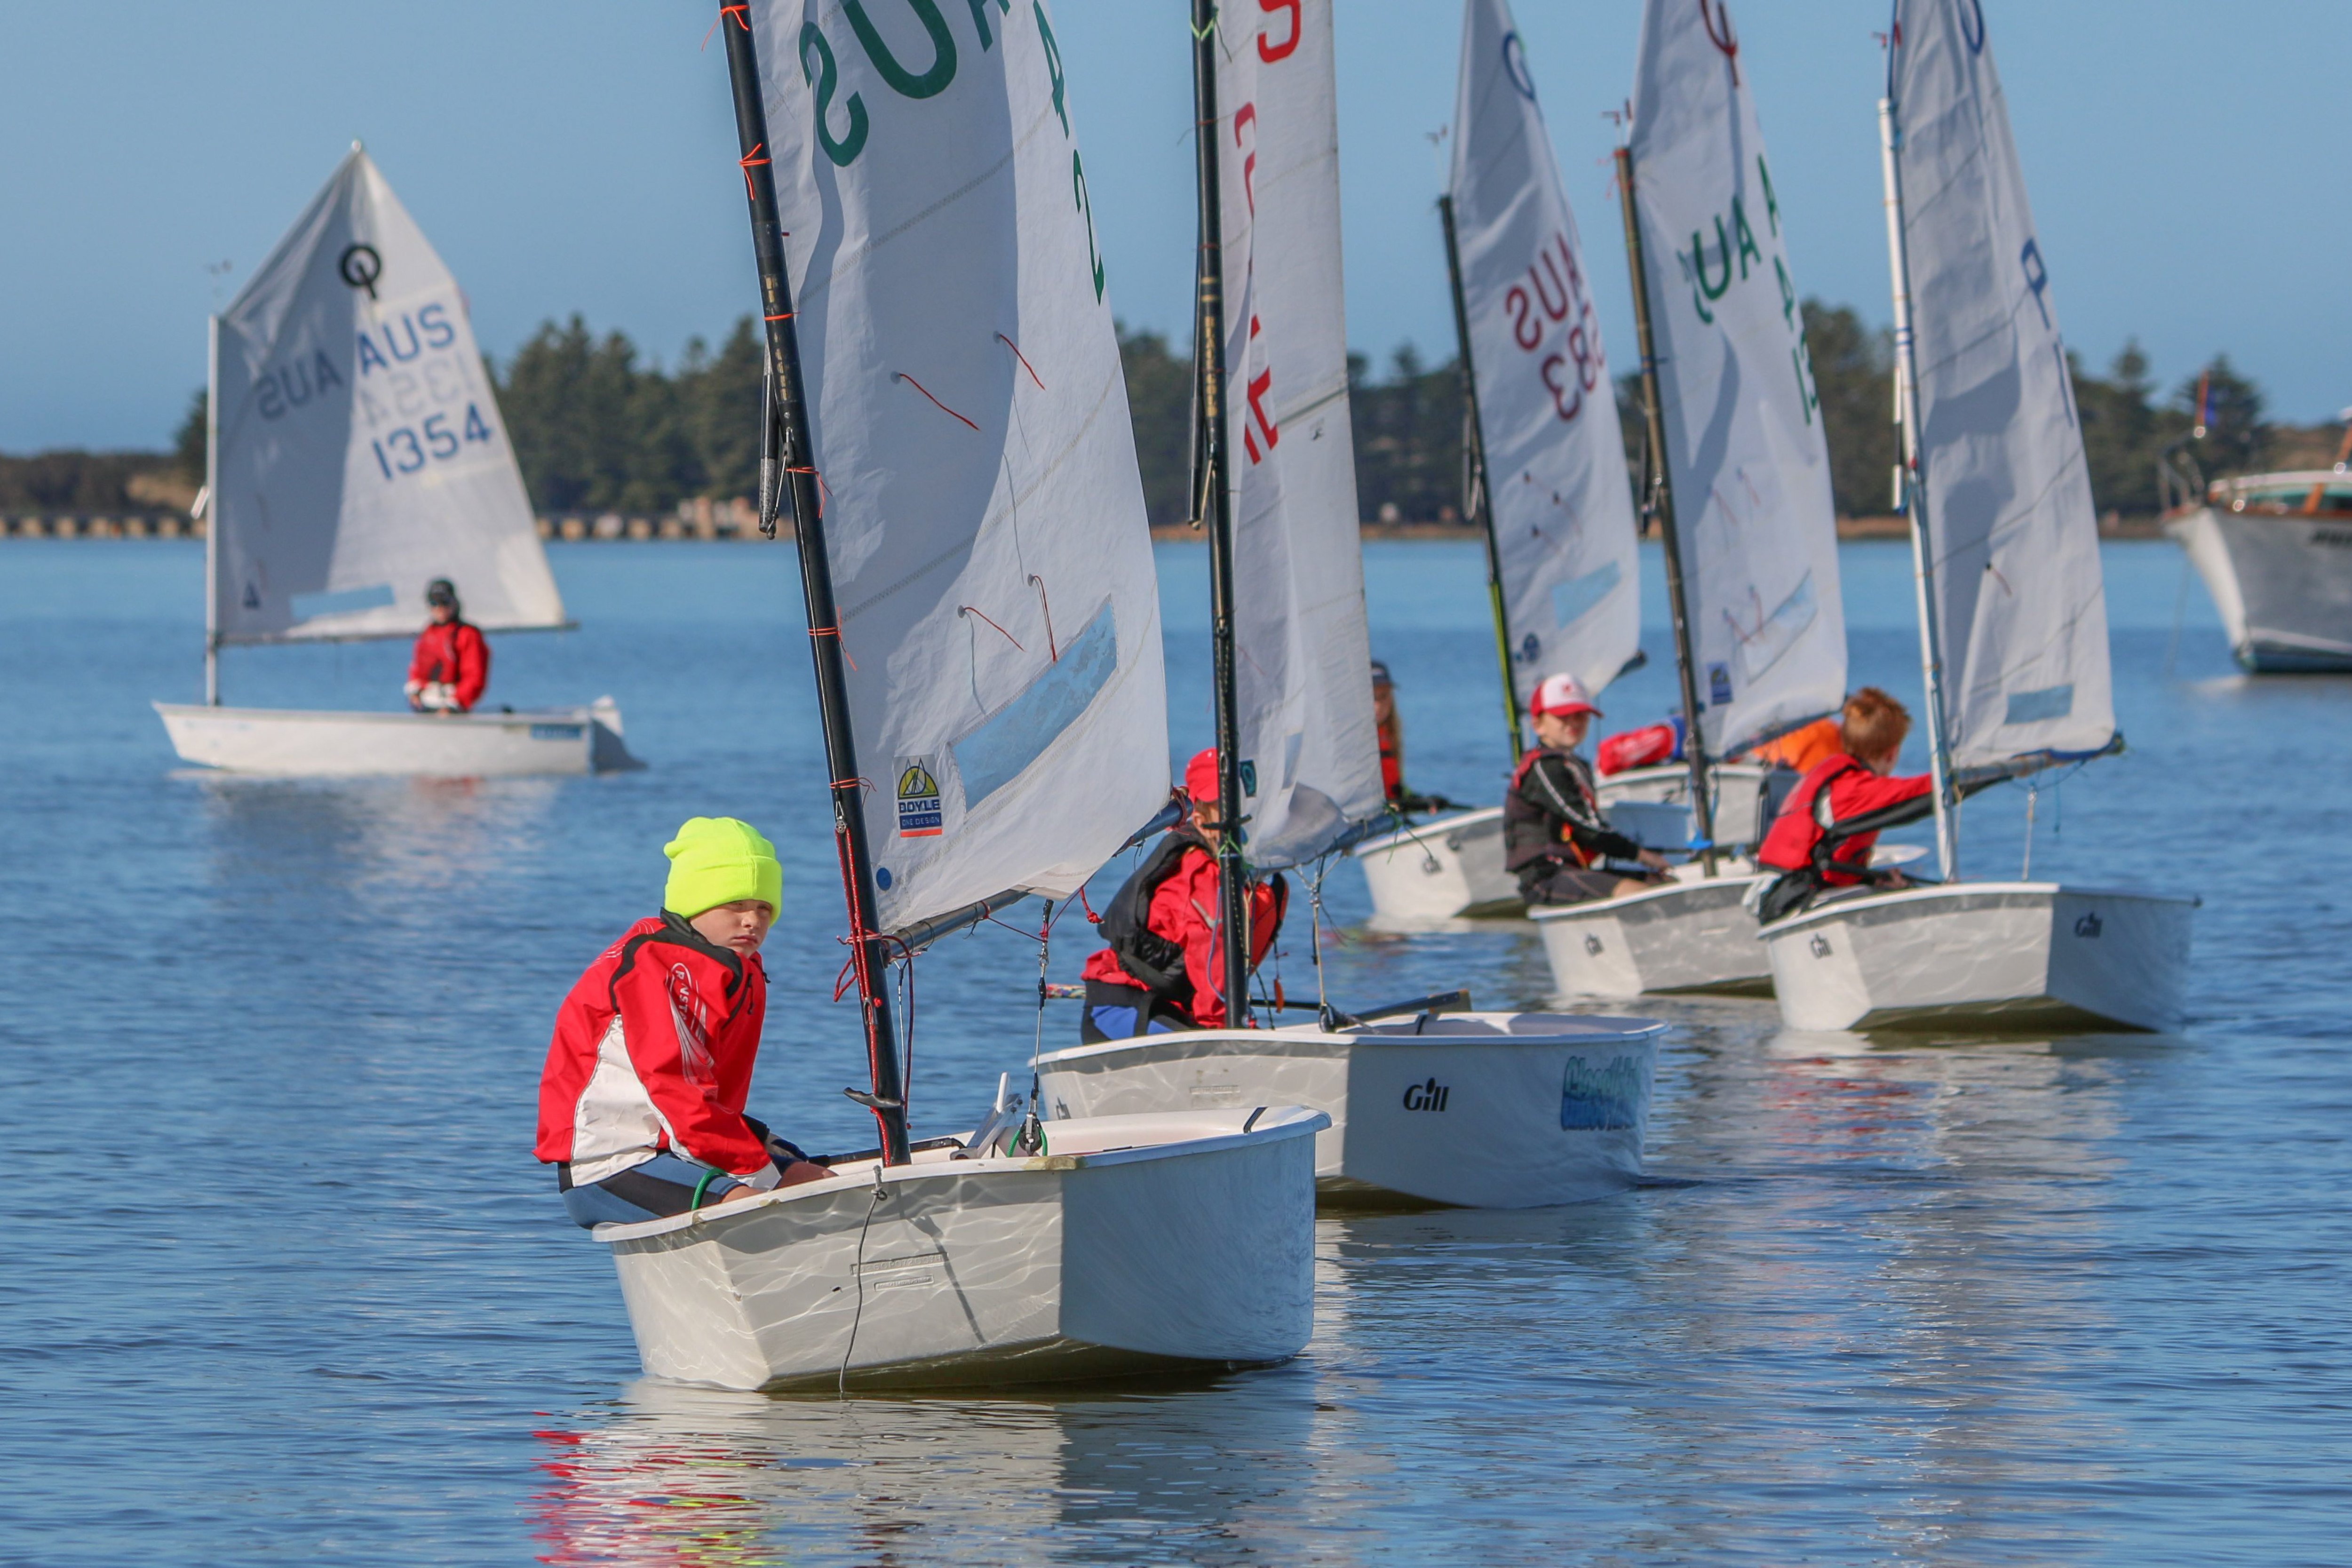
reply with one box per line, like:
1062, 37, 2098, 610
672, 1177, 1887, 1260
2003, 685, 2074, 725
290, 584, 397, 622
951, 603, 1117, 808
1548, 560, 1622, 629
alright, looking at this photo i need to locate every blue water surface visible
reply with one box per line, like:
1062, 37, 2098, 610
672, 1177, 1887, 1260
1, 538, 2346, 1566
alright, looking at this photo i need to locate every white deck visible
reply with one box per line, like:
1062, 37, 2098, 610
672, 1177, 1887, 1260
156, 699, 637, 777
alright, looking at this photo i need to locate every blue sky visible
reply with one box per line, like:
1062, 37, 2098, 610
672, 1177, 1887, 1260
0, 1, 2341, 452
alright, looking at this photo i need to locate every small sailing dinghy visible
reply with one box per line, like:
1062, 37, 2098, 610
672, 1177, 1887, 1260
1038, 0, 1664, 1212
1351, 0, 1645, 925
153, 146, 633, 778
591, 2, 1327, 1393
1762, 0, 2195, 1033
1537, 0, 1851, 1000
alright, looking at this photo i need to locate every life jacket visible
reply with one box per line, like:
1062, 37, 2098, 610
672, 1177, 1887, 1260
1757, 756, 1870, 878
1377, 713, 1404, 802
1597, 717, 1684, 777
1504, 748, 1603, 872
1096, 830, 1209, 1013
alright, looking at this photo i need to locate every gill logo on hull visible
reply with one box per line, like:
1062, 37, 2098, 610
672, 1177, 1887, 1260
1401, 1078, 1451, 1113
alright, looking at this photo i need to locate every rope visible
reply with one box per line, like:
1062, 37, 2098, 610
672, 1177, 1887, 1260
958, 605, 1025, 652
996, 333, 1047, 390
701, 3, 748, 50
894, 372, 979, 431
737, 142, 770, 202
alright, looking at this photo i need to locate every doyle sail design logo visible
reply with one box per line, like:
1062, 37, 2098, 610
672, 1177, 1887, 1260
895, 760, 943, 838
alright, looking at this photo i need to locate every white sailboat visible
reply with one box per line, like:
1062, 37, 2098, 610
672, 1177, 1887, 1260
154, 146, 633, 777
1034, 0, 1666, 1210
1537, 0, 1851, 999
1762, 0, 2195, 1033
1351, 0, 1645, 924
595, 0, 1327, 1393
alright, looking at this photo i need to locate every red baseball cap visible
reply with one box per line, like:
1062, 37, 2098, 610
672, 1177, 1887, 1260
1183, 747, 1220, 802
1529, 672, 1602, 720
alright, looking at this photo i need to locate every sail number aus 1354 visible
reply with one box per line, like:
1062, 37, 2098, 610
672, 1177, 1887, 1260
371, 405, 495, 480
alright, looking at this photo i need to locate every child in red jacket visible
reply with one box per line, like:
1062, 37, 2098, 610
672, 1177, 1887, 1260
1756, 687, 1934, 917
536, 817, 830, 1227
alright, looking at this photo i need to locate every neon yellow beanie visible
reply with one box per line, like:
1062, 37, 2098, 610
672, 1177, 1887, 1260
663, 817, 782, 918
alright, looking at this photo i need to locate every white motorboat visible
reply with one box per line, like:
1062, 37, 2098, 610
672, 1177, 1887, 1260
154, 698, 633, 777
1761, 883, 2196, 1033
1533, 859, 1772, 998
600, 1105, 1327, 1393
1765, 2, 2195, 1035
2168, 471, 2352, 671
1035, 1011, 1663, 1209
590, 11, 1320, 1393
160, 145, 627, 778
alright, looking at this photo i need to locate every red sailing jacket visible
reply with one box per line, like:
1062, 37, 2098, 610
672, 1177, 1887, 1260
1376, 712, 1405, 802
535, 915, 773, 1181
1081, 840, 1285, 1029
1757, 756, 1934, 885
408, 620, 489, 711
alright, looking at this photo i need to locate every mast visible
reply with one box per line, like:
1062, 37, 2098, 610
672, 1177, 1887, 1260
1192, 0, 1254, 1028
1877, 93, 1959, 878
1613, 144, 1716, 871
204, 313, 221, 706
1438, 194, 1526, 762
719, 5, 911, 1164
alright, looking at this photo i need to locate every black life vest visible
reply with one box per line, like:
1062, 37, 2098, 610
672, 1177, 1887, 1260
1097, 830, 1210, 1013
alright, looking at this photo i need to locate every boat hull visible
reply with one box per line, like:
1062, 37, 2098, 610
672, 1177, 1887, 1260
597, 1107, 1324, 1393
1595, 762, 1776, 848
1035, 1012, 1664, 1209
1762, 883, 2196, 1033
1348, 800, 1690, 923
1533, 865, 1772, 998
2171, 503, 2352, 672
154, 699, 637, 776
1348, 806, 1520, 919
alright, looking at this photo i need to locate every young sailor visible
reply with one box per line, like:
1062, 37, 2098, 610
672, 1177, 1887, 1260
536, 817, 830, 1227
1506, 674, 1671, 906
405, 578, 489, 713
1370, 661, 1451, 814
1755, 687, 1935, 920
1078, 748, 1287, 1043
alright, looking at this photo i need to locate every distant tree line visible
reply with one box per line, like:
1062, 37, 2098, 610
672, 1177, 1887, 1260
0, 306, 2293, 521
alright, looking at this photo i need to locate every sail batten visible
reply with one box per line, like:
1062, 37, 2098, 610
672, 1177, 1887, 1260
1627, 0, 1847, 759
1889, 0, 2114, 772
211, 149, 562, 646
1214, 1, 1386, 870
1448, 0, 1641, 700
748, 0, 1168, 932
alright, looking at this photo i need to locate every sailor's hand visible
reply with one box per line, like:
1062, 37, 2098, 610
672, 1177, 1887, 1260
1637, 849, 1671, 873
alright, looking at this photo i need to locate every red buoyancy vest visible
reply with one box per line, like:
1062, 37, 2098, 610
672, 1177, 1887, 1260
1759, 754, 1923, 886
1376, 713, 1404, 801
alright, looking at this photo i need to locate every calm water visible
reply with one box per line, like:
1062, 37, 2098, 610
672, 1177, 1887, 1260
3, 538, 2348, 1566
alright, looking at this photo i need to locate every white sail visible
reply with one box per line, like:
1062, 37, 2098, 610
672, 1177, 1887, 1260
1448, 0, 1641, 697
1213, 0, 1385, 868
751, 0, 1169, 931
212, 147, 561, 644
1627, 0, 1846, 756
1889, 0, 2113, 769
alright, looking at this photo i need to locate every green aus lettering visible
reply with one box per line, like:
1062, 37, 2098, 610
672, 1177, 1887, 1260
1073, 149, 1103, 301
965, 0, 1011, 50
1033, 0, 1068, 136
801, 24, 869, 167
843, 0, 957, 99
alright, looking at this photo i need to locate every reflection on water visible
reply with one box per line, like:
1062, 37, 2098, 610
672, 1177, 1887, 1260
9, 542, 2352, 1565
193, 773, 562, 907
